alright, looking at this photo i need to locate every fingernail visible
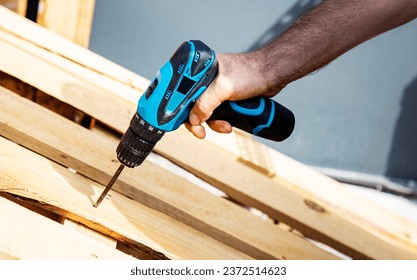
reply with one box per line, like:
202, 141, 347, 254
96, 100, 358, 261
189, 113, 200, 125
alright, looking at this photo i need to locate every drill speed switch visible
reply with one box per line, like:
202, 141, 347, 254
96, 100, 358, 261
94, 40, 295, 207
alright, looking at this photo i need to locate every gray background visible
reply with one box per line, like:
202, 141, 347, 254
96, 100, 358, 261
89, 0, 417, 186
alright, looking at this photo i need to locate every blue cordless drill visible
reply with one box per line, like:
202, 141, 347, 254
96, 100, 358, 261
94, 40, 295, 207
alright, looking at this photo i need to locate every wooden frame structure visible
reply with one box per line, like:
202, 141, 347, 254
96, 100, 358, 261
1, 5, 417, 259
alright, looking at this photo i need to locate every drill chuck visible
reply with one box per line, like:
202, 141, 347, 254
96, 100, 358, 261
116, 113, 165, 168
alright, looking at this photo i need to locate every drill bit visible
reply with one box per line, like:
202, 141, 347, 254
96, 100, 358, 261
93, 164, 125, 207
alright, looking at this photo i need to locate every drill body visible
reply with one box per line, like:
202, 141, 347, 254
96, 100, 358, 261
116, 41, 219, 168
116, 40, 295, 169
94, 40, 295, 207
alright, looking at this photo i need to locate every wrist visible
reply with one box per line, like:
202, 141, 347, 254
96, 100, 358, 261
216, 52, 276, 100
253, 42, 303, 95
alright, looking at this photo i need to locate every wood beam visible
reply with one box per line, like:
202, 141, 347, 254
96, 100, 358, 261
0, 137, 255, 260
1, 5, 416, 259
157, 128, 417, 259
0, 250, 19, 260
37, 0, 95, 47
0, 0, 20, 12
0, 86, 335, 260
0, 5, 149, 96
0, 196, 133, 259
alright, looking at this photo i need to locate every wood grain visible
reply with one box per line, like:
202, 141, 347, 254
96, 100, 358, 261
37, 0, 95, 47
2, 5, 415, 259
0, 137, 255, 260
0, 196, 133, 259
0, 87, 337, 260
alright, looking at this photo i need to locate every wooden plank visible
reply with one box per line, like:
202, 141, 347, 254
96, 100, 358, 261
0, 0, 19, 11
0, 87, 337, 260
0, 251, 19, 260
1, 192, 65, 223
204, 129, 417, 253
158, 128, 417, 259
0, 196, 133, 260
0, 71, 81, 124
0, 70, 36, 100
0, 24, 137, 131
37, 0, 95, 47
35, 0, 96, 126
16, 0, 26, 15
1, 6, 416, 259
63, 219, 117, 248
0, 5, 149, 95
0, 137, 253, 260
205, 128, 276, 177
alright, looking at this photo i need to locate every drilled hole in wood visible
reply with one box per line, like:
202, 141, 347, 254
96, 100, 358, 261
304, 199, 326, 213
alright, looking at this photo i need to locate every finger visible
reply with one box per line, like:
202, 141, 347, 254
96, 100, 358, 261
206, 120, 233, 134
184, 122, 206, 139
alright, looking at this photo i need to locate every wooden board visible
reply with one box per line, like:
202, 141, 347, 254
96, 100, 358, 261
37, 0, 95, 47
158, 128, 417, 259
0, 87, 336, 260
0, 196, 133, 259
0, 0, 19, 11
0, 5, 149, 98
63, 219, 117, 248
0, 137, 255, 260
0, 26, 137, 131
204, 128, 417, 255
1, 5, 416, 259
0, 251, 19, 260
35, 0, 96, 126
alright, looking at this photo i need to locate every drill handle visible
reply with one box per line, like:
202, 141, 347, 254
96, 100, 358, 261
210, 97, 295, 142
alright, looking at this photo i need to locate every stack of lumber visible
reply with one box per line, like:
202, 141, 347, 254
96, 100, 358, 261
1, 5, 417, 260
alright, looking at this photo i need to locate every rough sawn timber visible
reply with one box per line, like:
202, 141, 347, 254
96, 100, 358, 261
0, 137, 254, 260
0, 196, 133, 260
1, 6, 417, 259
0, 87, 337, 260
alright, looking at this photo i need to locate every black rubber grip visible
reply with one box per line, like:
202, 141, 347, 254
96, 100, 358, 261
210, 97, 295, 142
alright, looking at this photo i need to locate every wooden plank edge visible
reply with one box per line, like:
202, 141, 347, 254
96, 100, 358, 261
0, 13, 402, 258
0, 136, 254, 260
156, 128, 417, 260
0, 251, 19, 260
0, 195, 133, 260
0, 5, 149, 92
205, 128, 417, 256
0, 87, 337, 260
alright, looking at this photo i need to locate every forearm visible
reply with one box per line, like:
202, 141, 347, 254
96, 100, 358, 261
187, 0, 417, 138
257, 0, 417, 92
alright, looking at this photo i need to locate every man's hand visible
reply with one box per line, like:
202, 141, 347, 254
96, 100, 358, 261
186, 0, 417, 139
185, 53, 283, 138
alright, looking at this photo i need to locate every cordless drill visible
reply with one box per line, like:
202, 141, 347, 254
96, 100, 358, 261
93, 40, 295, 207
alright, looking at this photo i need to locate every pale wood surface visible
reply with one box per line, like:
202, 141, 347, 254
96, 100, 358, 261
0, 196, 133, 259
63, 219, 117, 248
0, 87, 336, 260
16, 0, 25, 15
1, 5, 416, 259
0, 251, 19, 260
0, 26, 137, 131
203, 128, 417, 257
0, 0, 19, 11
0, 136, 254, 260
158, 128, 417, 259
37, 0, 95, 47
0, 5, 149, 95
